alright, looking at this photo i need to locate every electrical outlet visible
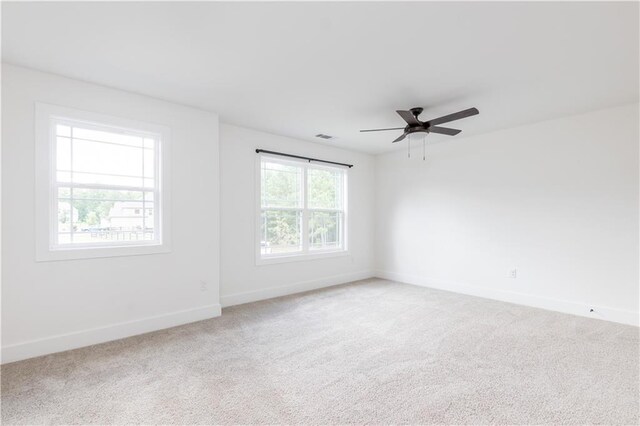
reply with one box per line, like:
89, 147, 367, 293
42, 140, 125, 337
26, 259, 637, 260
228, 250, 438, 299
200, 281, 208, 292
509, 268, 517, 279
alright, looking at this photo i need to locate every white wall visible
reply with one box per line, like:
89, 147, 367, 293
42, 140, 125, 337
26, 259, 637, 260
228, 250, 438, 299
375, 103, 639, 325
219, 124, 375, 306
1, 65, 636, 364
1, 65, 221, 363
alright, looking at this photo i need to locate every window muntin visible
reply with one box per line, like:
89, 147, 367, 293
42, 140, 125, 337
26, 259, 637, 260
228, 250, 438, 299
259, 156, 347, 259
51, 118, 161, 249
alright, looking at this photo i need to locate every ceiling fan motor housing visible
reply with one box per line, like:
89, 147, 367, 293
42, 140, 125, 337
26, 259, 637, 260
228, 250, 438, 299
406, 107, 429, 132
406, 107, 427, 133
409, 107, 423, 118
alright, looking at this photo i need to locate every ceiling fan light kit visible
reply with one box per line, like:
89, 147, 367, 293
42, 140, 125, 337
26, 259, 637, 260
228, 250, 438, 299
360, 106, 479, 160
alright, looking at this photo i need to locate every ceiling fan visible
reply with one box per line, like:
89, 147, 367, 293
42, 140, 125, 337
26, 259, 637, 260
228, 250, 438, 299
360, 106, 479, 143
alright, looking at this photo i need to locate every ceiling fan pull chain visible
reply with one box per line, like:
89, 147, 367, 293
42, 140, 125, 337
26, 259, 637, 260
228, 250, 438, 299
422, 134, 426, 161
408, 134, 411, 158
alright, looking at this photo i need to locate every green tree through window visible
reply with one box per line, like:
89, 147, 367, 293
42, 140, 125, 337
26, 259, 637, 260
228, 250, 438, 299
260, 157, 346, 257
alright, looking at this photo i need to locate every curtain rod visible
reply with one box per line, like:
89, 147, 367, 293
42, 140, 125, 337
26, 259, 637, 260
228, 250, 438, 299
255, 149, 354, 168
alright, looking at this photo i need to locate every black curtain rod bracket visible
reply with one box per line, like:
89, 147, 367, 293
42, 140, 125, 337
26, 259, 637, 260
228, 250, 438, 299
255, 149, 353, 168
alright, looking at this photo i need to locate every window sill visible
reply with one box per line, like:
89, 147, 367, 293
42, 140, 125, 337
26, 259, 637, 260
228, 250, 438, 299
256, 250, 350, 266
36, 242, 171, 262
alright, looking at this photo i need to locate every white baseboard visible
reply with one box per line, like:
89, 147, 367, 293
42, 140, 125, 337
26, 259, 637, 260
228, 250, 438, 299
221, 270, 375, 307
1, 303, 222, 364
376, 270, 639, 327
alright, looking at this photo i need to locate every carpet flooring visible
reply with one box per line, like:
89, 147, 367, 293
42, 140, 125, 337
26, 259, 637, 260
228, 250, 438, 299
2, 278, 639, 424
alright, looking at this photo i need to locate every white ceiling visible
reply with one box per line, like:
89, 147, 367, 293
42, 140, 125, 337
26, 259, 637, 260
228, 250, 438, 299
2, 2, 638, 154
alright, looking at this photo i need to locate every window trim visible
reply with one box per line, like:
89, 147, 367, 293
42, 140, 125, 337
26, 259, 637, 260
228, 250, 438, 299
255, 153, 349, 265
35, 102, 172, 261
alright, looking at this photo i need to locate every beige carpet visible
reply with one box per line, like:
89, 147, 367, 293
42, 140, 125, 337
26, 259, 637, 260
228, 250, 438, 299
2, 278, 638, 425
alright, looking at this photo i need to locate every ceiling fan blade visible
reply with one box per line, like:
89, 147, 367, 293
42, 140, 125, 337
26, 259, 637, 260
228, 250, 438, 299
426, 107, 479, 126
428, 126, 462, 136
392, 133, 407, 143
396, 110, 421, 126
360, 127, 406, 132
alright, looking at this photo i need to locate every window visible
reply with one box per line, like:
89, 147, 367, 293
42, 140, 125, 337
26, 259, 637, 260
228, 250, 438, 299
35, 103, 171, 261
258, 155, 347, 263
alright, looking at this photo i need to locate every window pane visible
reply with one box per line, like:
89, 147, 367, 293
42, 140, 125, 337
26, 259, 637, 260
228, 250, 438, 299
55, 189, 156, 245
56, 124, 71, 137
261, 161, 302, 208
62, 188, 144, 201
143, 202, 155, 228
309, 211, 342, 250
57, 171, 71, 183
308, 168, 343, 209
72, 127, 144, 147
71, 220, 147, 244
71, 200, 152, 244
57, 201, 74, 233
72, 139, 143, 179
143, 148, 154, 177
71, 171, 144, 187
73, 205, 155, 244
56, 137, 71, 170
57, 233, 72, 244
261, 210, 302, 255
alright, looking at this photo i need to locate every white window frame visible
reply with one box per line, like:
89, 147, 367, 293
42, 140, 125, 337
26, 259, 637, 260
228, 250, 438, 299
35, 103, 172, 261
256, 153, 349, 265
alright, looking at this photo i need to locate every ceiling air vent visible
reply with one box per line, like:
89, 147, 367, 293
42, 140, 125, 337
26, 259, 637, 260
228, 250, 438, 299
315, 133, 334, 140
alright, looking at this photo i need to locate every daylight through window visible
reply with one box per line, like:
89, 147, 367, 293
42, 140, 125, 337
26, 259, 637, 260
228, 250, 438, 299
52, 119, 161, 248
259, 156, 347, 259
